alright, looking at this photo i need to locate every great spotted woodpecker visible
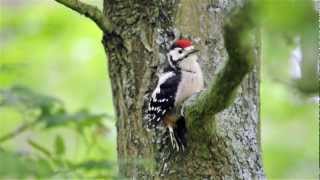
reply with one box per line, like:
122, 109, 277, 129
145, 39, 204, 151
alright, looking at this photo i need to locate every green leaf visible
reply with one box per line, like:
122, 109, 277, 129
54, 135, 65, 156
0, 150, 53, 178
28, 139, 52, 158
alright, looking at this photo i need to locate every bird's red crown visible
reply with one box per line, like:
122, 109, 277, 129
174, 39, 192, 48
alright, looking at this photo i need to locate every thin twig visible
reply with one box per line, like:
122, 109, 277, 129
0, 118, 41, 143
54, 0, 112, 32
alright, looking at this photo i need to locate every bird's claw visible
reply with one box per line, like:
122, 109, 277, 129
169, 128, 184, 152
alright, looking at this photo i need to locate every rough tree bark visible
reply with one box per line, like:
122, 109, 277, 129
55, 0, 265, 179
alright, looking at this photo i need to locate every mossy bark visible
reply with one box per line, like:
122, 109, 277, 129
102, 0, 264, 179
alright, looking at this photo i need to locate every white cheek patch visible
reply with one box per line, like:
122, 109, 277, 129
167, 46, 194, 67
171, 50, 181, 61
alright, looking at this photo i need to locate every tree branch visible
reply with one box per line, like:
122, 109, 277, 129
183, 3, 257, 127
54, 0, 112, 33
0, 118, 41, 143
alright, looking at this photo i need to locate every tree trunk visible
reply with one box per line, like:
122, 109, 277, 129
102, 0, 264, 179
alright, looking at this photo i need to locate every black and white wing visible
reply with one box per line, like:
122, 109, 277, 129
145, 71, 181, 129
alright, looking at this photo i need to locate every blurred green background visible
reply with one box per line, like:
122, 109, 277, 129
0, 0, 318, 179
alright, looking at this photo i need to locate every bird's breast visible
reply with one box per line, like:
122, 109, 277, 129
174, 66, 204, 105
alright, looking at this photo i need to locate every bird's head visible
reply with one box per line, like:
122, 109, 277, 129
167, 39, 199, 69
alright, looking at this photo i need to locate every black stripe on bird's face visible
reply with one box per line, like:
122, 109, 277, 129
168, 48, 199, 65
179, 49, 199, 61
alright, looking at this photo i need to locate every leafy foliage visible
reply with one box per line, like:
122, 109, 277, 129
0, 86, 116, 178
0, 3, 116, 175
0, 86, 111, 130
255, 1, 318, 178
254, 0, 317, 95
0, 150, 53, 178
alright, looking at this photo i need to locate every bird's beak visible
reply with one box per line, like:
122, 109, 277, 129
186, 49, 199, 56
177, 48, 200, 63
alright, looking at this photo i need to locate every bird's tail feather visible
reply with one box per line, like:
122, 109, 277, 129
174, 116, 187, 150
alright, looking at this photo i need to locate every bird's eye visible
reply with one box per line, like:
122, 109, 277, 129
178, 50, 183, 54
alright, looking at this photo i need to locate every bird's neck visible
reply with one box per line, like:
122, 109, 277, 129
177, 56, 201, 73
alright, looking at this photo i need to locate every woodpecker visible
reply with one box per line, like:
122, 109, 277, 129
145, 39, 204, 151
